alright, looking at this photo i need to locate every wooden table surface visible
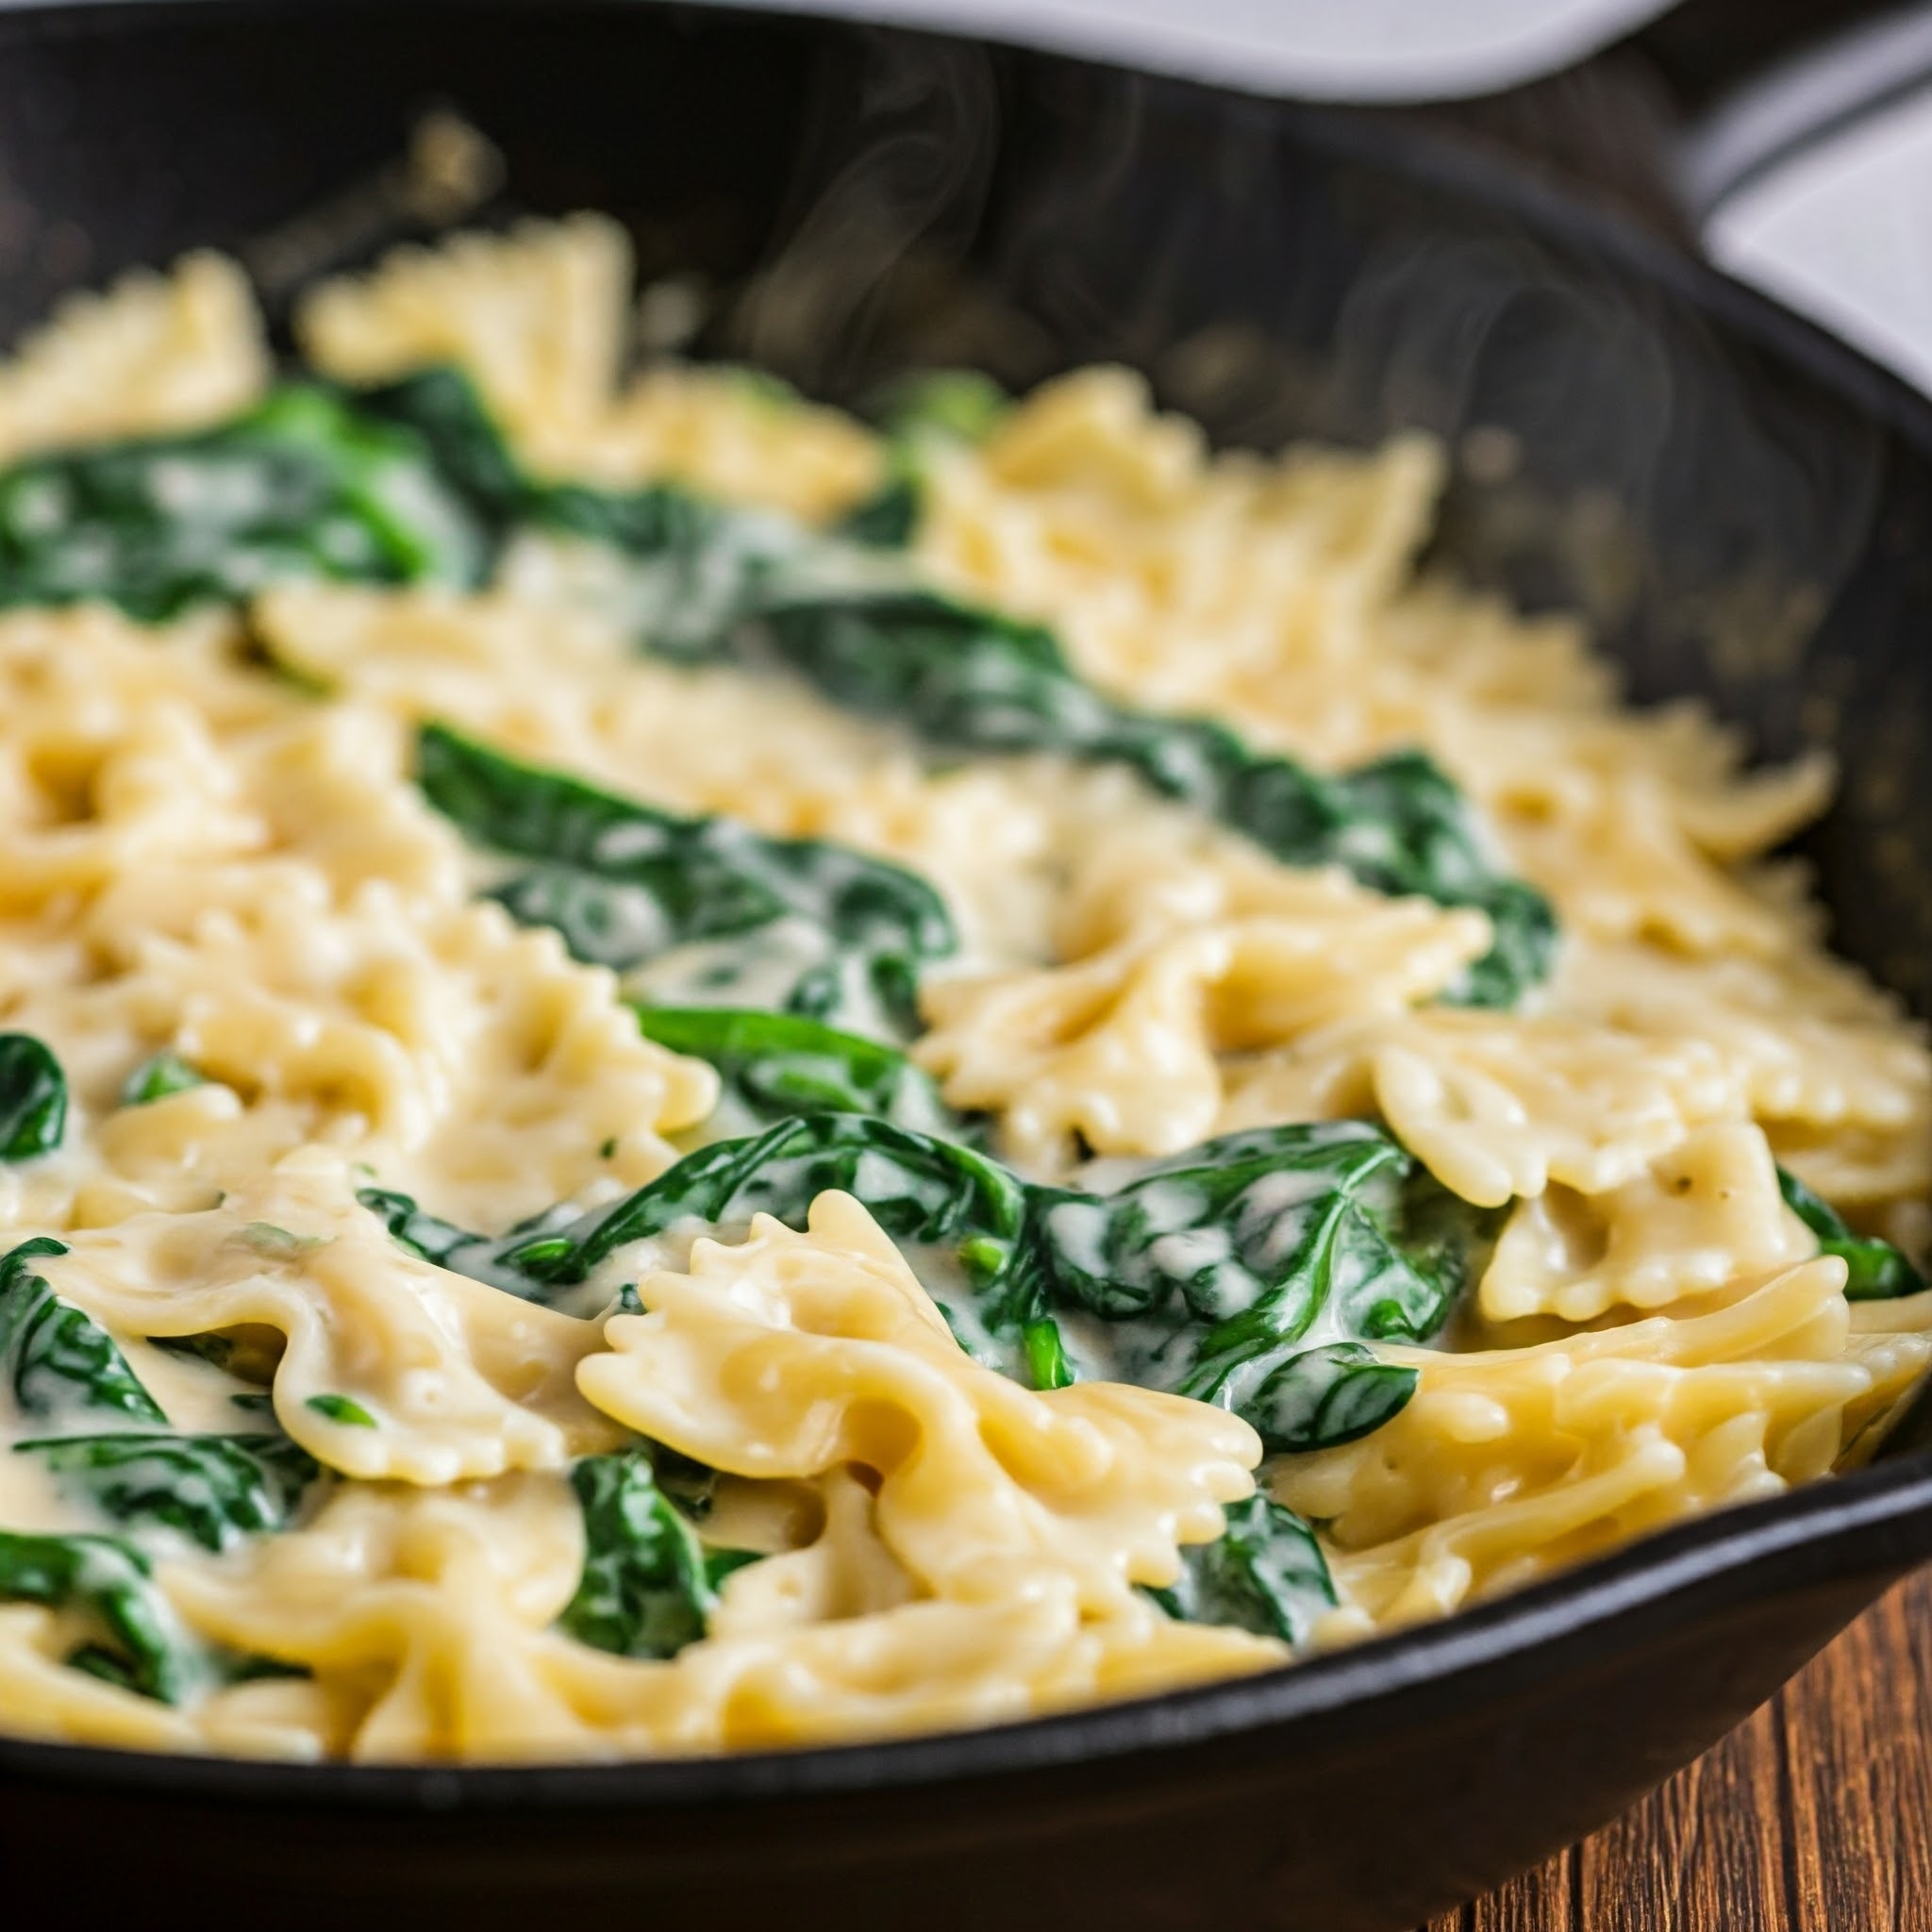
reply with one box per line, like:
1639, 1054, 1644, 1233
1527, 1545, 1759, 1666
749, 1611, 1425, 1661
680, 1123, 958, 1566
1424, 1567, 1932, 1931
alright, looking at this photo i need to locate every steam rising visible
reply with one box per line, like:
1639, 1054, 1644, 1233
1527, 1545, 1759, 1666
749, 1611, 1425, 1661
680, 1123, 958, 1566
714, 27, 1904, 987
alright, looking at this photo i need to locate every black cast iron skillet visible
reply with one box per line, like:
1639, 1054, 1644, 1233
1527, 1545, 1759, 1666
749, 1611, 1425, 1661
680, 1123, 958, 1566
3, 4, 1932, 1926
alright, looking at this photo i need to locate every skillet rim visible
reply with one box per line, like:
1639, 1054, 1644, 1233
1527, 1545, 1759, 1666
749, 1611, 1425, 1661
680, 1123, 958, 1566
1, 0, 1931, 1812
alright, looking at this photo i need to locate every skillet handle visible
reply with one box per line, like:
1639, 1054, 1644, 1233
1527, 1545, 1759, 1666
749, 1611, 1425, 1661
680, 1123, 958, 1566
1668, 2, 1932, 223
1406, 1, 1932, 242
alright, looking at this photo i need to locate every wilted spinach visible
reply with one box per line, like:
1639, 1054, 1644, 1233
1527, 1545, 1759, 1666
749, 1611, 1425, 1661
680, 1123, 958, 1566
631, 1005, 972, 1140
1031, 1123, 1490, 1447
558, 1448, 757, 1660
0, 1034, 68, 1160
1146, 1493, 1338, 1647
359, 1113, 1032, 1368
0, 1529, 203, 1703
304, 1392, 376, 1428
120, 1051, 207, 1107
12, 1432, 317, 1553
0, 382, 493, 621
0, 1237, 165, 1424
1778, 1166, 1927, 1301
505, 1110, 1025, 1283
841, 367, 1012, 547
0, 1245, 315, 1699
417, 724, 958, 1037
363, 366, 808, 658
1, 1237, 321, 1607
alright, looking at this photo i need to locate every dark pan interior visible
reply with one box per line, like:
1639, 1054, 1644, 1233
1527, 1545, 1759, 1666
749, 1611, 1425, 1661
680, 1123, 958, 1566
2, 5, 1932, 1928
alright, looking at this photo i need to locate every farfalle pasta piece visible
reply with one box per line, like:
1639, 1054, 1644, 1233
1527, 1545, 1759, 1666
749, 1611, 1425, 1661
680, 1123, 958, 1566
1429, 698, 1833, 874
0, 253, 268, 465
646, 1588, 1276, 1753
1477, 1122, 1813, 1324
707, 1468, 918, 1637
254, 580, 632, 724
0, 608, 272, 909
587, 366, 883, 522
38, 1158, 625, 1483
1501, 768, 1806, 958
919, 866, 1488, 1169
1562, 941, 1932, 1205
82, 886, 705, 1224
578, 1192, 1262, 1613
1220, 1010, 1746, 1210
1366, 1011, 1746, 1208
297, 214, 631, 475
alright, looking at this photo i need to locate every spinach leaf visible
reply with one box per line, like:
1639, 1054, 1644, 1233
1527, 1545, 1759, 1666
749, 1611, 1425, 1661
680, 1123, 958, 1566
750, 590, 1117, 753
354, 366, 529, 522
13, 1432, 317, 1552
360, 1112, 1032, 1371
531, 478, 803, 662
416, 724, 957, 1037
1146, 1493, 1337, 1647
840, 475, 923, 549
869, 369, 1011, 450
0, 1529, 202, 1703
0, 1237, 165, 1424
0, 1034, 68, 1160
501, 1110, 1028, 1291
355, 1189, 487, 1272
630, 1005, 972, 1139
148, 1329, 281, 1383
121, 1051, 206, 1107
537, 1110, 1039, 1373
361, 366, 808, 657
558, 1448, 755, 1660
355, 1185, 586, 1306
1777, 1166, 1927, 1301
1031, 1123, 1487, 1444
841, 369, 1011, 547
0, 383, 493, 622
305, 1392, 376, 1428
1242, 1342, 1419, 1455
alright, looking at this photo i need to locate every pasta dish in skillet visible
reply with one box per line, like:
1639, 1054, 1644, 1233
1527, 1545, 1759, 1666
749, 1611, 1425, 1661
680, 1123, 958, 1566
0, 216, 1925, 1760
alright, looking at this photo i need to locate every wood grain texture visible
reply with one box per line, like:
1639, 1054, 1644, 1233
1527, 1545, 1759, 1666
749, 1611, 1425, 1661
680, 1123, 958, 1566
1426, 1568, 1932, 1932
